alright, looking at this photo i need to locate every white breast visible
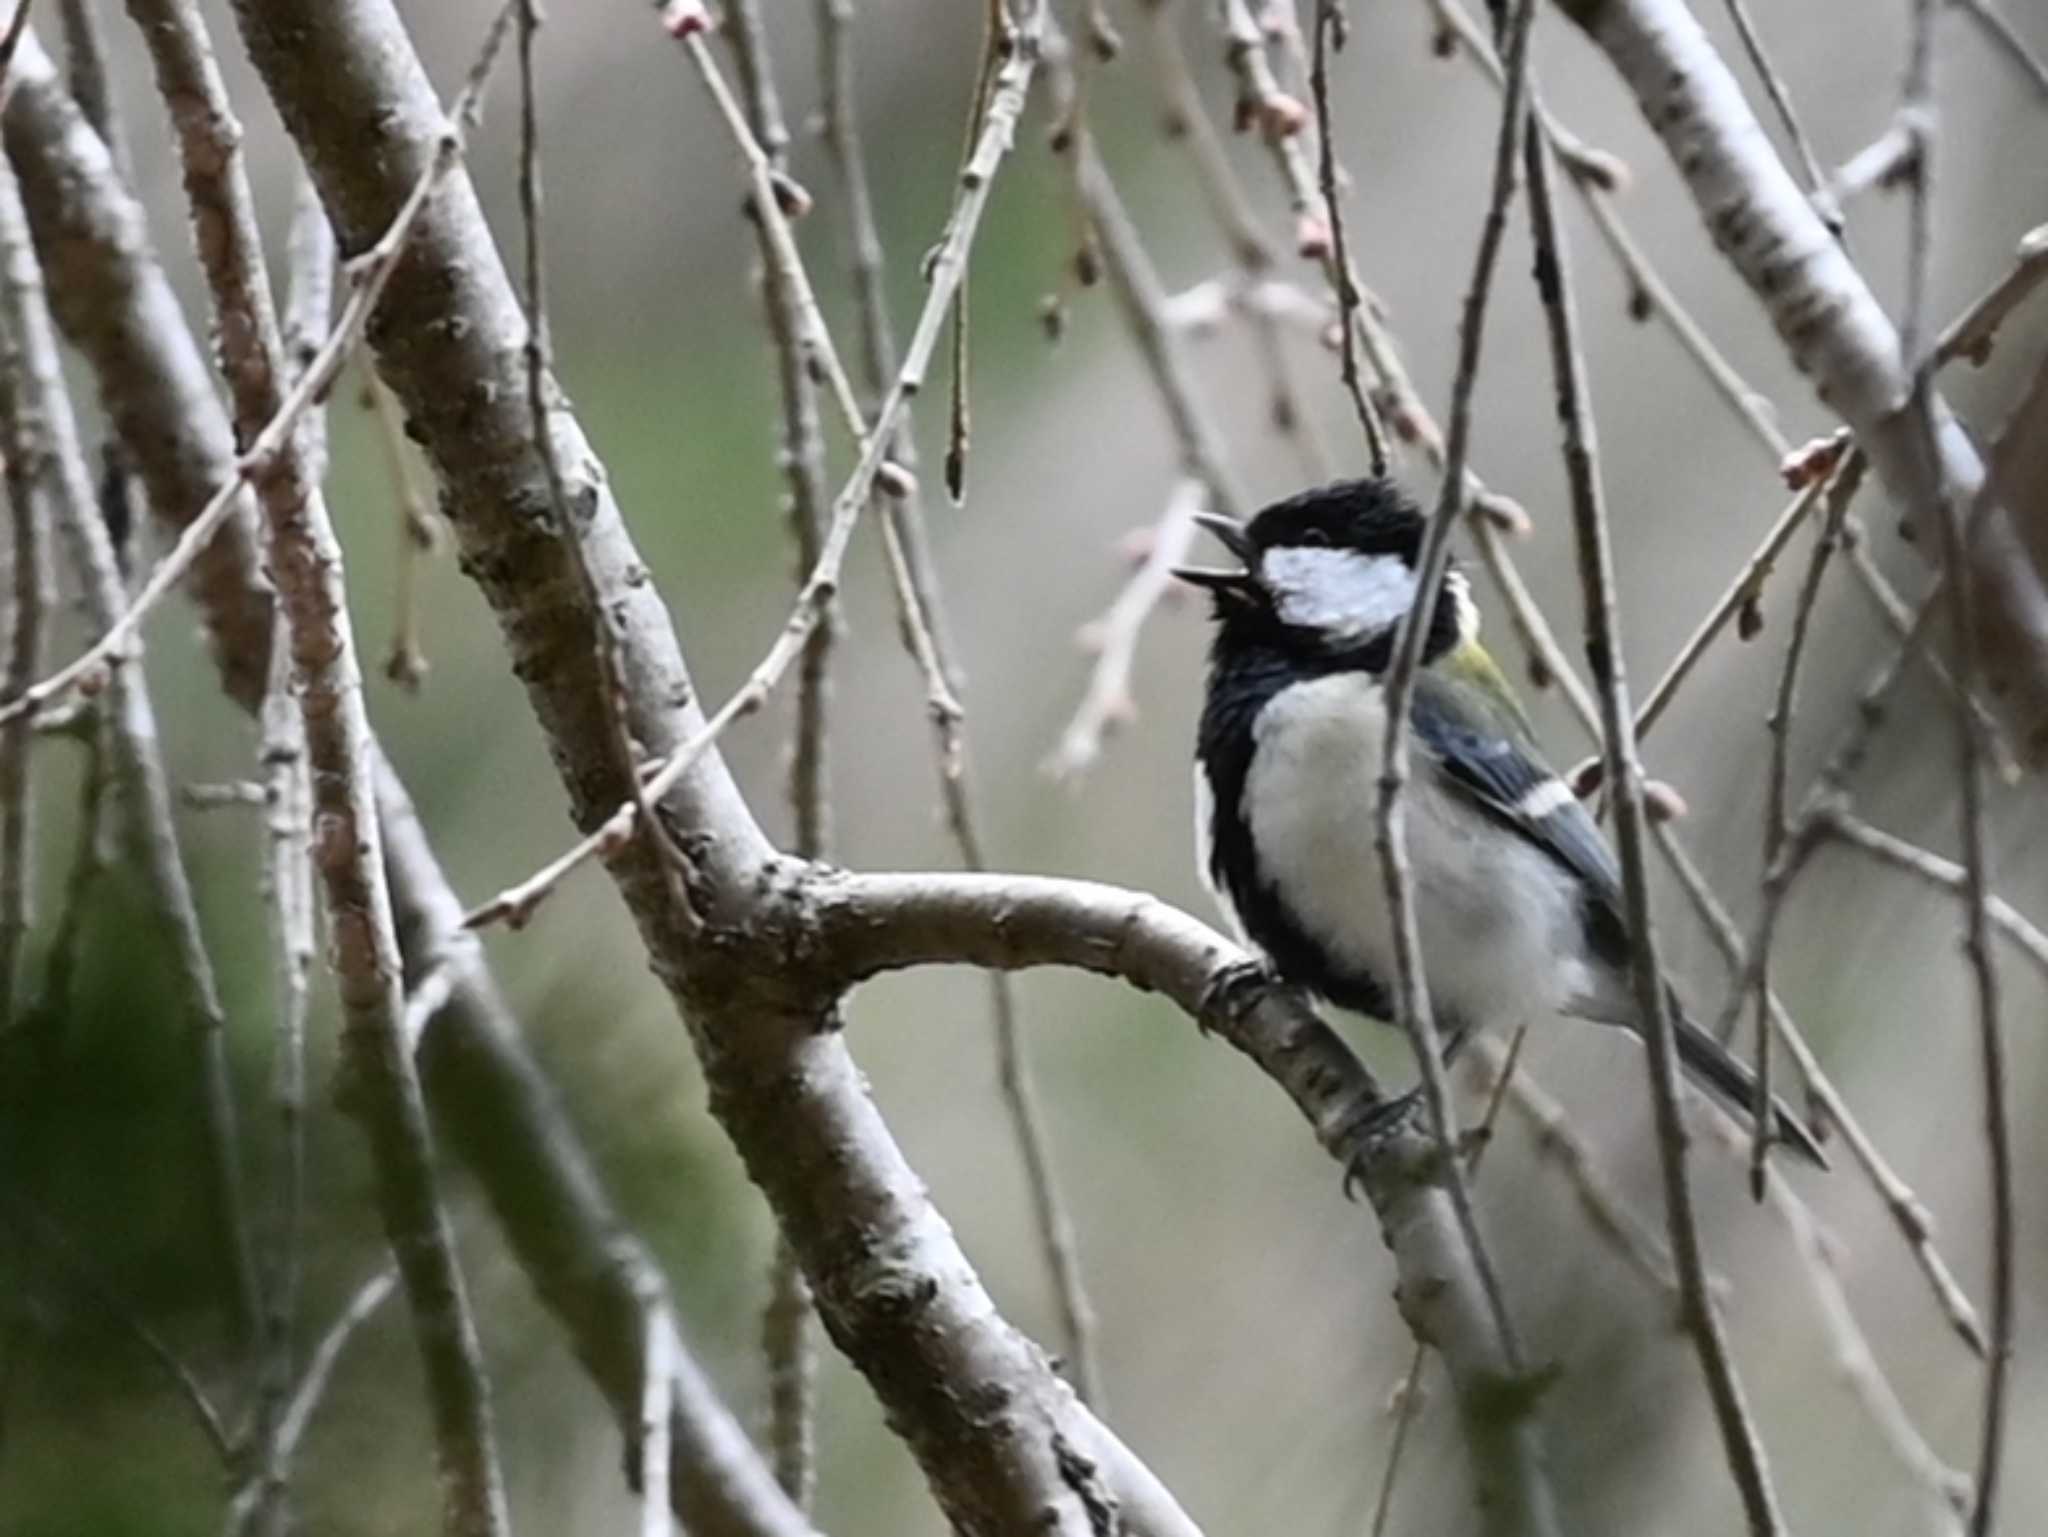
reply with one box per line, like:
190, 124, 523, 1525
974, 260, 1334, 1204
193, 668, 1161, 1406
1241, 673, 1588, 1032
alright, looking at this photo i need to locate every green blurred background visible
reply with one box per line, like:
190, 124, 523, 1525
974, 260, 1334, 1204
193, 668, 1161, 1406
3, 0, 2046, 1532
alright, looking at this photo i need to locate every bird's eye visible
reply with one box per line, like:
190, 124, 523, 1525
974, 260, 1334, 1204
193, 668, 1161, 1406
1297, 530, 1329, 548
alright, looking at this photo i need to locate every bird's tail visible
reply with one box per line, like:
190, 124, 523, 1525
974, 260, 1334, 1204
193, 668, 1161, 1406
1670, 1002, 1828, 1169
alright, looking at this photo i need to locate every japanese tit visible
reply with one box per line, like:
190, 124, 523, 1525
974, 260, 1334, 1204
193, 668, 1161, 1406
1178, 477, 1824, 1166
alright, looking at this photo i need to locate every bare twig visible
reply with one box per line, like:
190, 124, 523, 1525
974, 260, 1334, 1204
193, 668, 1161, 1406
1372, 2, 1560, 1530
467, 1, 1039, 936
1048, 40, 1252, 772
1137, 2, 1328, 477
1424, 0, 1792, 461
1818, 810, 2048, 977
1652, 817, 1988, 1358
134, 3, 516, 1530
1046, 478, 1202, 779
228, 1267, 400, 1532
238, 170, 330, 1537
1951, 0, 2048, 99
1378, 0, 1535, 1345
719, 0, 832, 1480
1898, 8, 2012, 1523
1751, 453, 1861, 1195
21, 701, 106, 1030
1, 138, 272, 1362
1554, 0, 2048, 765
1836, 514, 2018, 783
813, 0, 1106, 1411
1820, 123, 1919, 213
18, 22, 815, 1534
0, 197, 46, 1027
1524, 110, 1784, 1530
276, 1268, 399, 1465
0, 12, 514, 731
359, 360, 437, 690
520, 0, 685, 901
1635, 441, 1846, 744
1944, 222, 2048, 365
1716, 0, 1837, 228
1308, 0, 1387, 471
1734, 1146, 1973, 1525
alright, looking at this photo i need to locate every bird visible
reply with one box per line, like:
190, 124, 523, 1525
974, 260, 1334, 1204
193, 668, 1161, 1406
1176, 476, 1826, 1167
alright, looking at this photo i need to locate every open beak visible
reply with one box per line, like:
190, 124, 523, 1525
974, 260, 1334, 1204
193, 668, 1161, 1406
1172, 512, 1258, 595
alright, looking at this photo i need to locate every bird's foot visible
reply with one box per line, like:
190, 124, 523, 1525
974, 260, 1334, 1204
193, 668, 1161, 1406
1197, 956, 1282, 1037
1335, 1089, 1424, 1202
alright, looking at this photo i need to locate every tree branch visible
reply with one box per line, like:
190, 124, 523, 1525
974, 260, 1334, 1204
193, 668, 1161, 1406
1551, 0, 2048, 765
130, 4, 514, 1528
228, 1, 1204, 1529
1523, 100, 1783, 1531
6, 21, 812, 1537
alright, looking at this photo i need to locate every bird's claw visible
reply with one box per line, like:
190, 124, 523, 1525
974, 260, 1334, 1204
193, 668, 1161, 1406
1197, 956, 1280, 1036
1336, 1089, 1423, 1201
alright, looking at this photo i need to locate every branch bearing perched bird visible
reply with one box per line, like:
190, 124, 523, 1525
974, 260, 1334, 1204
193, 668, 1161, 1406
1179, 476, 1825, 1167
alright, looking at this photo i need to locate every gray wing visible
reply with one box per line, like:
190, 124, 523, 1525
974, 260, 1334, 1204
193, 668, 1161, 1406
1409, 675, 1630, 970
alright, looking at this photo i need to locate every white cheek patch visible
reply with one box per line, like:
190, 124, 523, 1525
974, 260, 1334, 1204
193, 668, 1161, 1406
1263, 547, 1417, 640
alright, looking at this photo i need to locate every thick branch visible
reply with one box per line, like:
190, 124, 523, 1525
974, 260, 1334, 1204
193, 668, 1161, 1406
808, 868, 1555, 1533
228, 2, 1200, 1530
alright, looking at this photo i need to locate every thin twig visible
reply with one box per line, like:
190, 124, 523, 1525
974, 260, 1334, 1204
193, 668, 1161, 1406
1371, 1023, 1532, 1537
1, 137, 272, 1363
0, 6, 517, 731
0, 206, 46, 1028
272, 1268, 399, 1467
1726, 1135, 1973, 1525
21, 702, 105, 1031
521, 0, 687, 900
1376, 0, 1540, 1409
1636, 440, 1846, 744
718, 0, 829, 1494
1048, 35, 1251, 792
1818, 810, 2048, 977
812, 0, 1105, 1409
1309, 0, 1387, 471
1651, 817, 1988, 1358
1751, 453, 1861, 1196
1138, 2, 1328, 477
1935, 222, 2048, 368
1046, 477, 1202, 780
136, 4, 519, 1530
1950, 0, 2048, 99
1525, 109, 1784, 1532
1837, 514, 2019, 783
239, 168, 330, 1537
1899, 7, 2011, 1524
1717, 0, 1838, 228
468, 1, 1037, 932
359, 359, 438, 690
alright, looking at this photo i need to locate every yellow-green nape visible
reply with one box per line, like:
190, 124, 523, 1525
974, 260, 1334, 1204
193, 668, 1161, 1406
1441, 633, 1538, 738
